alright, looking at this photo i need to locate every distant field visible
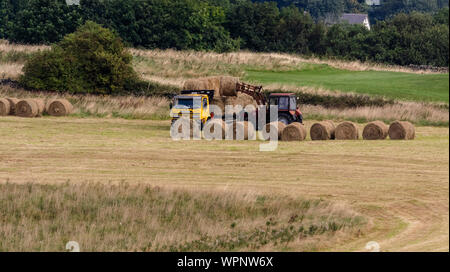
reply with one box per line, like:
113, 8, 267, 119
0, 116, 448, 251
245, 65, 449, 103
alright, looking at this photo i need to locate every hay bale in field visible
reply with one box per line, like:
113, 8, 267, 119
226, 121, 255, 140
262, 121, 286, 140
220, 76, 238, 96
33, 98, 45, 115
281, 122, 307, 141
47, 99, 73, 116
15, 99, 39, 118
388, 121, 415, 140
363, 121, 388, 140
0, 98, 11, 116
310, 120, 335, 140
5, 98, 19, 115
203, 119, 225, 140
335, 121, 359, 140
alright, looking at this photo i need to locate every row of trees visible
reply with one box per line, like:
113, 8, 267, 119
0, 0, 448, 66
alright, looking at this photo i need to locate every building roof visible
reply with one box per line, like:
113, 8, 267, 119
340, 13, 369, 24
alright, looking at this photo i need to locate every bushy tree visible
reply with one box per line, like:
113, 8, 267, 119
8, 0, 82, 44
20, 21, 139, 94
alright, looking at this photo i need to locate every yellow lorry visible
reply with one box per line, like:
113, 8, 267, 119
169, 90, 213, 128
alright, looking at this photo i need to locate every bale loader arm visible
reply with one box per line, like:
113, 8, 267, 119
235, 82, 266, 105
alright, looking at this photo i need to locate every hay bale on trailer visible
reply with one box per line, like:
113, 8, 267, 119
183, 77, 221, 98
363, 121, 388, 140
310, 120, 335, 140
0, 98, 11, 116
219, 76, 238, 96
47, 99, 73, 116
5, 98, 19, 115
262, 121, 286, 140
15, 99, 39, 118
335, 121, 359, 140
281, 122, 307, 141
388, 121, 415, 140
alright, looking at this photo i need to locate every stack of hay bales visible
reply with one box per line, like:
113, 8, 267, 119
363, 121, 388, 140
281, 122, 307, 141
183, 76, 258, 115
388, 121, 415, 140
310, 120, 335, 140
335, 121, 359, 140
0, 97, 73, 118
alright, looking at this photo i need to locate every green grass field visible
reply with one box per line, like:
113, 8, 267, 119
245, 65, 449, 103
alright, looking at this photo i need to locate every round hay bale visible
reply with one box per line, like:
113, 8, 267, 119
0, 98, 11, 116
47, 99, 73, 116
335, 121, 359, 140
388, 121, 415, 140
226, 121, 255, 140
183, 77, 221, 98
220, 76, 239, 96
363, 121, 388, 140
33, 98, 45, 115
203, 119, 225, 140
310, 120, 335, 140
5, 98, 19, 115
224, 93, 258, 113
262, 121, 286, 140
15, 99, 39, 118
281, 122, 307, 141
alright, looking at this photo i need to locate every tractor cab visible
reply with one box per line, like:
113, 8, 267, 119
268, 93, 303, 125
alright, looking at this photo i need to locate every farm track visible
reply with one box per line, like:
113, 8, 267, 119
0, 116, 448, 251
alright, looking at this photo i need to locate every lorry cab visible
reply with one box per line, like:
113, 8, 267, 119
268, 93, 303, 124
170, 92, 211, 126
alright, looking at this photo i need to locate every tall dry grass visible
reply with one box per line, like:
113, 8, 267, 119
0, 182, 364, 252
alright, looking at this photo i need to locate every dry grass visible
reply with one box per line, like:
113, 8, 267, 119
0, 182, 363, 252
0, 86, 170, 119
0, 40, 49, 53
0, 63, 23, 80
0, 117, 448, 251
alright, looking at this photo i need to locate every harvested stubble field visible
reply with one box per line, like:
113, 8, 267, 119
0, 116, 448, 252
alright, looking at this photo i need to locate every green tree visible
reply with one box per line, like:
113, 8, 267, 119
9, 0, 82, 44
20, 21, 139, 94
